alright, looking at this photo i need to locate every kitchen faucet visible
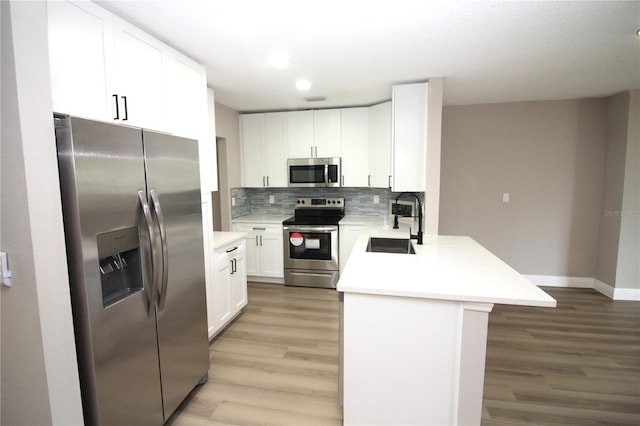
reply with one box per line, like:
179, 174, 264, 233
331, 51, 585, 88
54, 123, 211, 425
392, 192, 423, 245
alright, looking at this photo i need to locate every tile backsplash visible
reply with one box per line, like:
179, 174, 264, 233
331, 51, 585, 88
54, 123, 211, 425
231, 187, 425, 219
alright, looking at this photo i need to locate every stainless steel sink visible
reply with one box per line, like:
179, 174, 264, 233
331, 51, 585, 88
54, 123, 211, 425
366, 237, 416, 254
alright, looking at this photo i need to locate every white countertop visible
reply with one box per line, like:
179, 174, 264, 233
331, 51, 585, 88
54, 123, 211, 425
232, 214, 290, 224
337, 221, 556, 308
212, 231, 247, 250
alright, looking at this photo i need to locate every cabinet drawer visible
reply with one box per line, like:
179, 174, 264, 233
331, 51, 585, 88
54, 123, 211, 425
234, 223, 282, 236
214, 240, 245, 262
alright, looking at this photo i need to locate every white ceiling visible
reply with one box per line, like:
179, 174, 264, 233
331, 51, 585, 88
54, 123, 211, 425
96, 0, 640, 113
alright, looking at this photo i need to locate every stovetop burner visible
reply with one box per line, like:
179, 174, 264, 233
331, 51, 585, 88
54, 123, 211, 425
283, 197, 345, 226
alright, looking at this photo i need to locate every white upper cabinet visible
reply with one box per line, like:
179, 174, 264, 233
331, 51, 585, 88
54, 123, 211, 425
47, 0, 114, 120
240, 112, 288, 187
313, 109, 342, 158
341, 108, 369, 187
263, 112, 288, 187
47, 0, 213, 191
163, 51, 207, 140
368, 101, 392, 188
111, 16, 165, 130
164, 52, 210, 191
240, 114, 266, 187
391, 82, 428, 192
287, 109, 341, 158
287, 110, 314, 158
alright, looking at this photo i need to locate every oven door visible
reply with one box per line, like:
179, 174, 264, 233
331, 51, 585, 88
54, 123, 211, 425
283, 225, 339, 271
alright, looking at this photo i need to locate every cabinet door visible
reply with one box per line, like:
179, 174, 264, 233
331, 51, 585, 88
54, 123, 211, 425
369, 101, 392, 188
112, 16, 166, 131
165, 52, 211, 191
341, 108, 369, 187
260, 232, 284, 278
242, 232, 260, 276
392, 83, 427, 192
230, 248, 247, 311
164, 52, 207, 140
240, 114, 266, 187
314, 109, 342, 157
47, 0, 114, 121
211, 253, 232, 338
263, 112, 288, 187
287, 110, 314, 158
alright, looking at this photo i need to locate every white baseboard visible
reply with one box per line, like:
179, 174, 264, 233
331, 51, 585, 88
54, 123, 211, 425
524, 275, 640, 301
524, 275, 594, 288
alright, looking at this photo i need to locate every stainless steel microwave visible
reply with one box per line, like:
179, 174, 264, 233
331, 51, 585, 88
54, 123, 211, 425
287, 157, 341, 187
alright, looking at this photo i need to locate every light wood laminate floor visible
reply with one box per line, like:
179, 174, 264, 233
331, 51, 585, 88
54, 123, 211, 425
167, 284, 639, 426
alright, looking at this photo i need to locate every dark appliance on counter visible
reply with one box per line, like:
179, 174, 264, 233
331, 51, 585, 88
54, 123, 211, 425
54, 114, 209, 425
283, 197, 345, 288
287, 157, 341, 187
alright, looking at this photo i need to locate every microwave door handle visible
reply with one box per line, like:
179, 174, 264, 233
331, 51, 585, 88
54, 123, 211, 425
324, 164, 329, 186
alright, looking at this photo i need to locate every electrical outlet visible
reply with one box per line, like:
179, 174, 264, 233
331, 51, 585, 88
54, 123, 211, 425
232, 197, 236, 206
269, 195, 275, 204
502, 193, 510, 203
373, 195, 380, 204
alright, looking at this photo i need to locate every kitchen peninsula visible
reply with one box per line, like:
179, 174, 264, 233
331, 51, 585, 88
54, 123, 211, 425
337, 221, 556, 426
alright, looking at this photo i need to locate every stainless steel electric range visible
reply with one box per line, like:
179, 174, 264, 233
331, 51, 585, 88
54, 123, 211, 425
282, 197, 344, 289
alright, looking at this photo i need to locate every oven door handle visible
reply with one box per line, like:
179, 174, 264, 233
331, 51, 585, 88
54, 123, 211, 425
290, 271, 335, 278
283, 225, 338, 232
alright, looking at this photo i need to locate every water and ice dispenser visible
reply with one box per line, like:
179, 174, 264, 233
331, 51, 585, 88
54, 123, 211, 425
97, 227, 143, 308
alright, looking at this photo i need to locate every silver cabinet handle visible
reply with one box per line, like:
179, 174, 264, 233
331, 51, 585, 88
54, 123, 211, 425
138, 190, 158, 318
266, 176, 269, 187
255, 235, 259, 246
253, 227, 266, 230
368, 175, 371, 187
259, 235, 263, 246
149, 189, 168, 311
388, 175, 392, 189
262, 176, 265, 187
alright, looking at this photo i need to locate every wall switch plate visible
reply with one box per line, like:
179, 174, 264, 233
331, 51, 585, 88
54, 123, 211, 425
269, 195, 275, 204
373, 195, 380, 204
502, 193, 510, 203
232, 197, 236, 206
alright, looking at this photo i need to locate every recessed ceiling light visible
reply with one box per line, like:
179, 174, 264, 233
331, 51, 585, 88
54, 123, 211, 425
296, 79, 312, 91
268, 50, 290, 68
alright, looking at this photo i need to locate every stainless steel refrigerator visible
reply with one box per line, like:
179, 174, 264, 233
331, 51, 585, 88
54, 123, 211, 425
54, 114, 210, 425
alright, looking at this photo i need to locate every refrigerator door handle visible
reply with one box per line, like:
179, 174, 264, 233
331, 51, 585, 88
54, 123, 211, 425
138, 190, 158, 318
150, 189, 169, 311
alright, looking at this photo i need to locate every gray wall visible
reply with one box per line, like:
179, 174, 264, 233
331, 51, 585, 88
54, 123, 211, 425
596, 93, 629, 286
617, 91, 639, 290
439, 99, 608, 277
1, 1, 83, 423
597, 91, 640, 291
213, 101, 241, 230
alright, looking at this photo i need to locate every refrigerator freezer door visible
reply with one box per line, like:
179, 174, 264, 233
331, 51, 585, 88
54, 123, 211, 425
142, 130, 210, 420
56, 116, 164, 425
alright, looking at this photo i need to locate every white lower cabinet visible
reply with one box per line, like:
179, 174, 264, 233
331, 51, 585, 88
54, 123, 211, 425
209, 239, 247, 340
339, 224, 364, 275
233, 223, 284, 280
